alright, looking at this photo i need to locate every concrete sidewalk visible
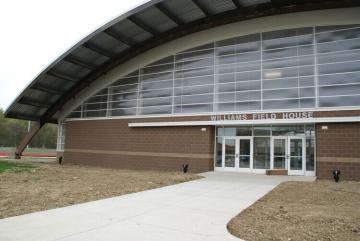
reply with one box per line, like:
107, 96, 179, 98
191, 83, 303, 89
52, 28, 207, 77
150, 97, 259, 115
0, 172, 315, 241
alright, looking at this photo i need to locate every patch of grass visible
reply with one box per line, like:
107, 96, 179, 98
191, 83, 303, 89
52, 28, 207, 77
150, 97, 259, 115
0, 160, 38, 173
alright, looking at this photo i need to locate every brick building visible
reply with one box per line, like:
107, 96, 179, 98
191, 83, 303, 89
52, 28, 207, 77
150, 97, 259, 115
5, 1, 360, 180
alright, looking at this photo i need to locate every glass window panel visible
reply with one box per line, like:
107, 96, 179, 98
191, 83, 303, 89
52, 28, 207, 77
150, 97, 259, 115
263, 77, 299, 89
263, 34, 313, 50
142, 63, 173, 74
236, 71, 261, 82
111, 92, 138, 101
176, 57, 214, 70
300, 87, 315, 98
110, 100, 137, 108
263, 88, 299, 100
236, 101, 261, 111
236, 127, 252, 136
215, 137, 223, 167
86, 94, 108, 104
112, 76, 138, 86
316, 25, 360, 33
263, 56, 313, 69
224, 139, 236, 168
316, 27, 360, 43
317, 50, 360, 64
217, 73, 235, 83
318, 61, 360, 75
216, 61, 260, 74
175, 76, 213, 87
175, 85, 214, 95
84, 110, 106, 118
319, 84, 360, 96
110, 108, 136, 116
216, 92, 235, 102
67, 111, 81, 118
217, 33, 260, 48
263, 28, 312, 40
300, 98, 315, 108
305, 125, 315, 171
317, 38, 360, 53
217, 127, 224, 136
272, 125, 304, 136
176, 49, 213, 62
299, 76, 315, 87
236, 80, 261, 91
318, 72, 360, 86
253, 137, 270, 169
299, 66, 314, 76
263, 99, 299, 110
111, 84, 138, 93
179, 94, 213, 105
319, 95, 360, 107
217, 83, 236, 93
140, 97, 172, 107
224, 128, 236, 136
236, 91, 261, 101
140, 89, 172, 98
141, 80, 173, 91
140, 105, 172, 115
254, 126, 271, 136
176, 67, 214, 78
174, 104, 213, 113
263, 67, 302, 80
141, 72, 173, 82
215, 102, 235, 112
84, 102, 107, 111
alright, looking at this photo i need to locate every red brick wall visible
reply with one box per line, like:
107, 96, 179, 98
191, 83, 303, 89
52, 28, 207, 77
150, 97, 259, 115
316, 123, 360, 181
63, 118, 215, 173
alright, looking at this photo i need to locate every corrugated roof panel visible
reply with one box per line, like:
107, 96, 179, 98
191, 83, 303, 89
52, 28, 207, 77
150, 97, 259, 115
132, 6, 177, 33
10, 103, 47, 118
111, 19, 152, 43
194, 0, 237, 15
22, 89, 59, 104
71, 46, 109, 67
35, 74, 75, 93
51, 61, 92, 79
162, 0, 206, 23
89, 32, 129, 55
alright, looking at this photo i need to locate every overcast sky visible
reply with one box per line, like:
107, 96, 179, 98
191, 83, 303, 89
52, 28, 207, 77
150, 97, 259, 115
0, 0, 147, 111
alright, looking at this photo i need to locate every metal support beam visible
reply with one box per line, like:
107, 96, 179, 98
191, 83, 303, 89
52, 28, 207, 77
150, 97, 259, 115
104, 28, 136, 46
192, 0, 212, 17
63, 55, 97, 70
128, 16, 159, 36
15, 121, 44, 158
83, 42, 114, 58
47, 70, 79, 83
155, 2, 184, 26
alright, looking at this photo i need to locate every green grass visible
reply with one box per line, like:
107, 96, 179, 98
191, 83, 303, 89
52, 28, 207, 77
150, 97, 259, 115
0, 147, 56, 153
0, 160, 38, 173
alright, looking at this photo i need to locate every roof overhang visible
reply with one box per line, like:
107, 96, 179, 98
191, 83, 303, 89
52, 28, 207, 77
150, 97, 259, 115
5, 0, 360, 124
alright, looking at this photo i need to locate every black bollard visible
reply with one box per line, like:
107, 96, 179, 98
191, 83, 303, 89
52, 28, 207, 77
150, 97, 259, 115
59, 156, 63, 165
333, 169, 340, 183
182, 164, 189, 173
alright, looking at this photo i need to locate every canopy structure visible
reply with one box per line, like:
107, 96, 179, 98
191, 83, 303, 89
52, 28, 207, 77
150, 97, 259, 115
5, 0, 360, 124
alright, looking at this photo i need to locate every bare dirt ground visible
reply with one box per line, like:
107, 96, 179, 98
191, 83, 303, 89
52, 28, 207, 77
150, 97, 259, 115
228, 181, 360, 241
0, 161, 199, 219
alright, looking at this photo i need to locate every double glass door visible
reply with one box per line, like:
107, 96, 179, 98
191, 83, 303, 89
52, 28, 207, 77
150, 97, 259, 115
271, 137, 305, 175
223, 137, 253, 171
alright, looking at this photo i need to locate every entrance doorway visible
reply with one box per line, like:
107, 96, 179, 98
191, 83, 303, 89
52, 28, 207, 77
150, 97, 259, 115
271, 137, 305, 175
223, 137, 253, 172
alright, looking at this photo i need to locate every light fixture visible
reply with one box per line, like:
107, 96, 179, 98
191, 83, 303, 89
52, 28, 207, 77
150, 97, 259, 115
264, 70, 282, 79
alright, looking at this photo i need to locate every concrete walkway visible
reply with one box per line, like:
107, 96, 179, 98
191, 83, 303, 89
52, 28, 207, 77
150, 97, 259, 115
0, 172, 315, 241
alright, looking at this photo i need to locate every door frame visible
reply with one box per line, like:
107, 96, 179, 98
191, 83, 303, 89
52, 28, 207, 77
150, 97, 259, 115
270, 136, 287, 170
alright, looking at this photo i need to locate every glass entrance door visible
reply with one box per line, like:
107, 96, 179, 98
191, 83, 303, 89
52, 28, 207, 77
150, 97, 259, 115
271, 137, 305, 175
222, 137, 252, 171
288, 137, 305, 175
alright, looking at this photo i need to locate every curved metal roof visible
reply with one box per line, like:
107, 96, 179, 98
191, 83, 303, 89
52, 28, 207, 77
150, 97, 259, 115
5, 0, 360, 123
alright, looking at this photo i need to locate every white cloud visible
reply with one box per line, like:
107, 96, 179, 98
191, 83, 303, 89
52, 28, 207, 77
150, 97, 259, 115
0, 0, 147, 110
